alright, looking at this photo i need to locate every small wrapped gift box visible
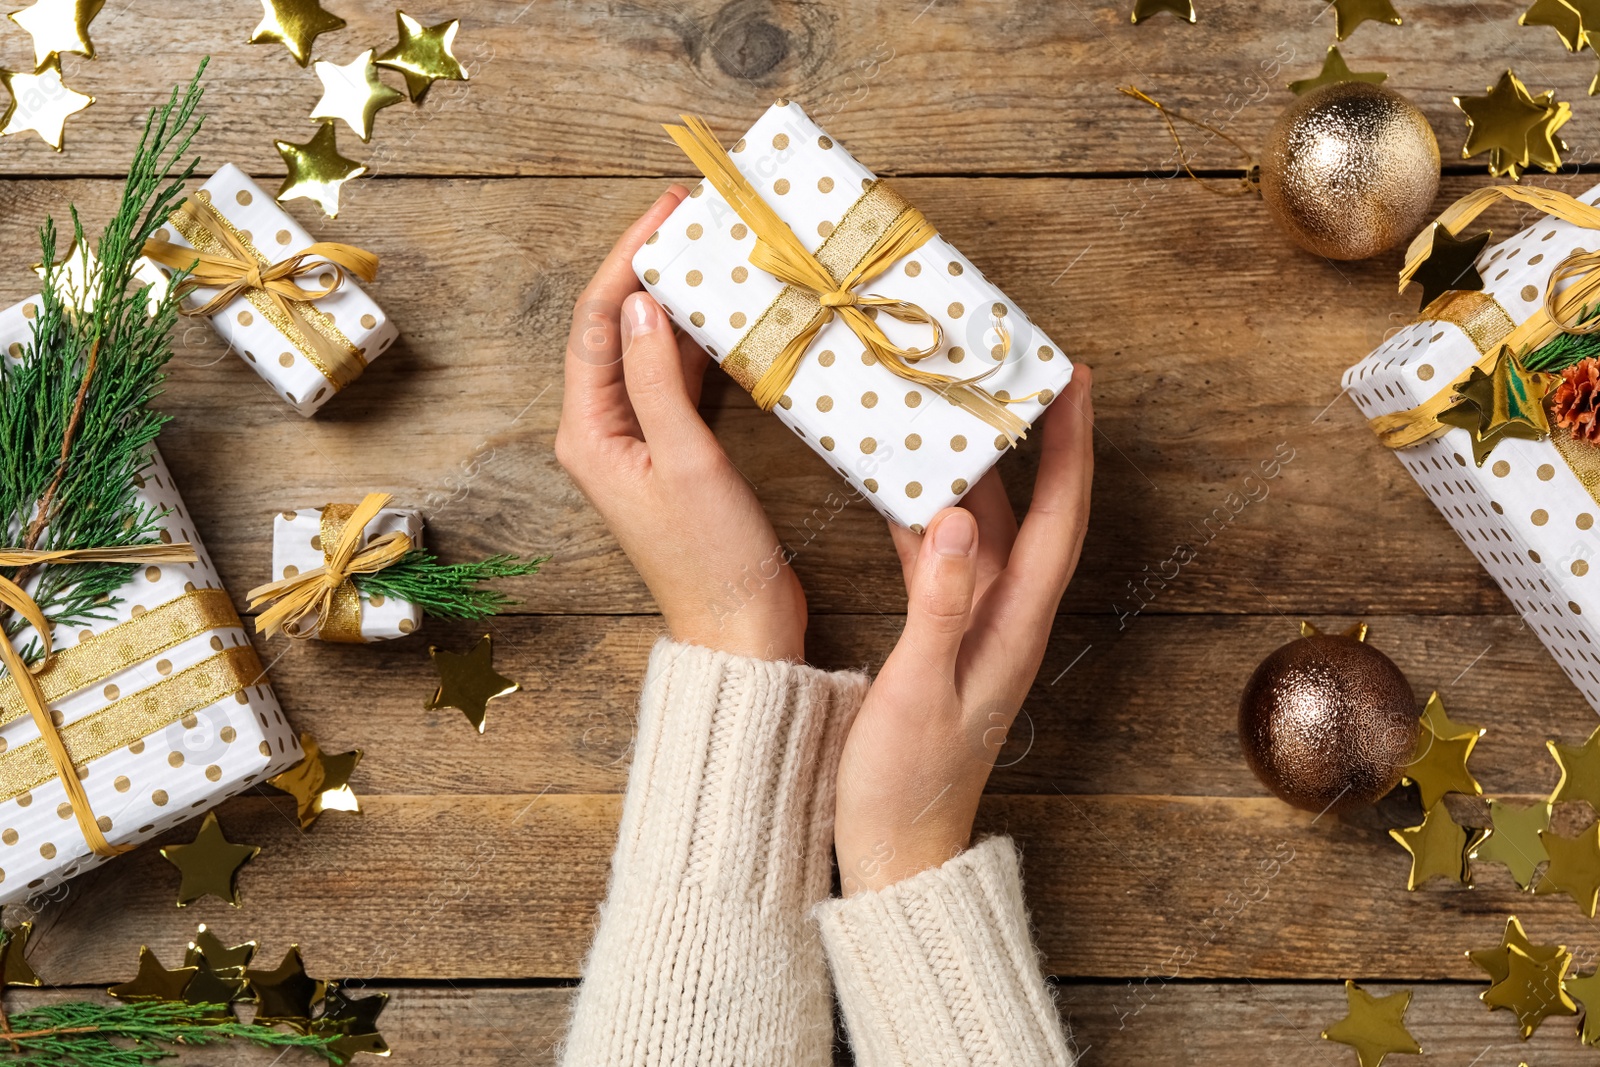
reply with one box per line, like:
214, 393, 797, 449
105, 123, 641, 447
1345, 181, 1600, 715
145, 163, 399, 417
0, 297, 301, 906
632, 101, 1075, 530
270, 504, 423, 641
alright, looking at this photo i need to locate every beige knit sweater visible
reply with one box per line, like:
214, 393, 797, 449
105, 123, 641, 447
559, 640, 1072, 1066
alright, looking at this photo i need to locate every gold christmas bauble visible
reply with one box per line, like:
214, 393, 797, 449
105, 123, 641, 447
1258, 82, 1439, 261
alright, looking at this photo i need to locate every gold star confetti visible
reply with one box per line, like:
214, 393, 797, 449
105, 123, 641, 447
250, 0, 346, 67
1321, 981, 1422, 1067
107, 946, 196, 1002
314, 980, 391, 1058
185, 924, 257, 972
1467, 916, 1566, 988
1401, 698, 1483, 808
427, 633, 520, 733
159, 811, 260, 908
9, 0, 102, 66
274, 121, 367, 219
1549, 724, 1600, 810
1407, 225, 1491, 311
1456, 70, 1562, 178
1471, 798, 1552, 889
1483, 943, 1578, 1038
183, 956, 249, 1014
1524, 90, 1573, 173
1389, 801, 1482, 889
1419, 691, 1480, 741
1437, 345, 1559, 466
374, 11, 468, 103
1521, 0, 1588, 50
1567, 967, 1600, 1044
245, 945, 324, 1029
1327, 0, 1403, 40
1, 921, 41, 987
1289, 45, 1387, 94
1131, 0, 1195, 21
0, 57, 91, 150
310, 49, 404, 142
266, 732, 362, 829
1537, 821, 1600, 915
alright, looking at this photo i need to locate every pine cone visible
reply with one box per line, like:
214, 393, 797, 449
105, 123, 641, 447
1553, 358, 1600, 442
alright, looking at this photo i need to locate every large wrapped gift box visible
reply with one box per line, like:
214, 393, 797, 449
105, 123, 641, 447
0, 296, 301, 905
632, 100, 1075, 530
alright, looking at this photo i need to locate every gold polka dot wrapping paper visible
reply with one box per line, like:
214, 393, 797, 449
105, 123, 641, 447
631, 101, 1076, 530
0, 296, 303, 905
1344, 184, 1600, 715
271, 505, 424, 641
148, 163, 399, 417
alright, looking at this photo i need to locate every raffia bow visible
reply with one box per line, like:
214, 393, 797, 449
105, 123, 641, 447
663, 115, 1031, 441
141, 196, 379, 389
0, 542, 200, 857
246, 493, 412, 641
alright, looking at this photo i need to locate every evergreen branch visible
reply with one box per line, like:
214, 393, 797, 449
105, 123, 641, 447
355, 552, 547, 620
0, 1000, 340, 1067
1525, 303, 1600, 373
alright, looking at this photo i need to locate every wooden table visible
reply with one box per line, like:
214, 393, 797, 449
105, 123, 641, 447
8, 1, 1600, 1063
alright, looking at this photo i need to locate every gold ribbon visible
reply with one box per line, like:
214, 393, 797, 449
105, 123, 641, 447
663, 114, 1031, 442
141, 195, 378, 390
246, 493, 412, 642
1374, 186, 1600, 449
0, 542, 201, 857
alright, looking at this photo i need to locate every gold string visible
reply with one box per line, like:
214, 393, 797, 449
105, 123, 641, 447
1117, 86, 1259, 196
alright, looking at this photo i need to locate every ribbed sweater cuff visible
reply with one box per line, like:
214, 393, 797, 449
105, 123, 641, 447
815, 836, 1073, 1067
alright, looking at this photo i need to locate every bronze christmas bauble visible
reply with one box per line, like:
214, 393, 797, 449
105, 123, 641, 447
1238, 632, 1419, 814
1258, 81, 1439, 261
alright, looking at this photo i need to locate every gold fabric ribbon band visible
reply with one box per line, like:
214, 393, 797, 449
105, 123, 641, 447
1373, 186, 1600, 449
663, 114, 1031, 442
246, 493, 412, 642
142, 195, 377, 390
0, 542, 201, 857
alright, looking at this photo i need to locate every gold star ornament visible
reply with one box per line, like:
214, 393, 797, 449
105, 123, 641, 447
1536, 820, 1600, 915
9, 0, 102, 65
1289, 46, 1387, 95
1436, 345, 1559, 466
1321, 981, 1422, 1067
1420, 691, 1480, 741
1471, 798, 1552, 889
1, 921, 41, 987
1549, 724, 1600, 810
266, 732, 362, 829
245, 945, 324, 1028
1483, 943, 1578, 1038
1400, 694, 1484, 807
1407, 224, 1490, 311
428, 633, 520, 733
1468, 916, 1567, 989
1567, 966, 1600, 1044
275, 121, 367, 219
251, 0, 346, 67
186, 923, 257, 972
1131, 0, 1195, 22
1390, 801, 1482, 889
375, 11, 468, 102
314, 980, 391, 1058
107, 946, 196, 1002
0, 57, 91, 150
1455, 70, 1570, 178
310, 49, 404, 141
1326, 0, 1402, 40
1522, 0, 1588, 50
159, 811, 260, 908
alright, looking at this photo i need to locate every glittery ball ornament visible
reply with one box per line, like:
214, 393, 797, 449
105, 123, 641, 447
1239, 628, 1419, 813
1259, 82, 1439, 261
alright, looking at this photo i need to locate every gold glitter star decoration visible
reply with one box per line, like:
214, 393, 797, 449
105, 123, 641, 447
9, 0, 102, 66
1405, 224, 1490, 311
375, 11, 469, 103
1, 920, 42, 987
107, 946, 197, 1002
1390, 801, 1483, 889
1568, 966, 1600, 1044
275, 121, 368, 218
1483, 941, 1579, 1038
1455, 69, 1571, 178
159, 811, 261, 908
246, 945, 325, 1027
1289, 45, 1387, 95
1549, 724, 1600, 809
1131, 0, 1195, 22
1471, 797, 1552, 889
1321, 981, 1421, 1067
1522, 0, 1589, 50
1436, 345, 1559, 466
186, 923, 257, 973
310, 49, 404, 141
251, 0, 347, 67
1325, 0, 1402, 41
266, 732, 362, 829
1400, 692, 1484, 807
313, 980, 391, 1058
0, 56, 92, 150
428, 633, 520, 733
1536, 820, 1600, 915
1468, 916, 1566, 988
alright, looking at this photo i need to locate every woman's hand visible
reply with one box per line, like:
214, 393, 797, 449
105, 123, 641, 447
834, 368, 1094, 894
557, 186, 808, 662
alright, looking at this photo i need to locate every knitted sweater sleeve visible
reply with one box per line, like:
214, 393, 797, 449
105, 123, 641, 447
815, 836, 1074, 1067
559, 638, 869, 1067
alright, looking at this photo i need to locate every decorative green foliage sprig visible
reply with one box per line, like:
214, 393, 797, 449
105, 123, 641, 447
1525, 305, 1600, 374
356, 551, 547, 619
0, 63, 207, 654
0, 1000, 338, 1067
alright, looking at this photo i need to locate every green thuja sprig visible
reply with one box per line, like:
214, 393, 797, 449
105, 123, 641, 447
0, 1000, 343, 1067
1525, 303, 1600, 373
355, 552, 547, 620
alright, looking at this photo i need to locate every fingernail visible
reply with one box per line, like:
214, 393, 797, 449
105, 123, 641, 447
629, 294, 657, 331
932, 510, 976, 557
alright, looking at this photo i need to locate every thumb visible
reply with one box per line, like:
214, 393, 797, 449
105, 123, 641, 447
900, 507, 979, 671
620, 291, 714, 456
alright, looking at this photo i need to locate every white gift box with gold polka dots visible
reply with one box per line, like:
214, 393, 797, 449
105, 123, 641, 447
153, 164, 399, 417
271, 506, 424, 641
0, 296, 301, 906
632, 101, 1074, 529
1344, 194, 1600, 713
